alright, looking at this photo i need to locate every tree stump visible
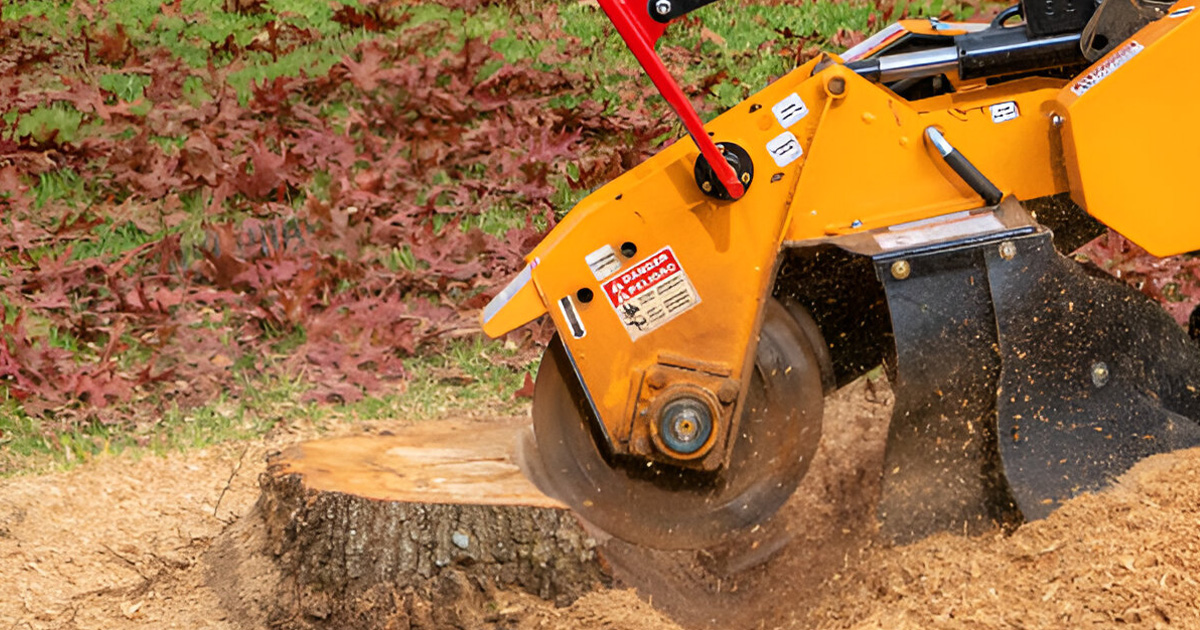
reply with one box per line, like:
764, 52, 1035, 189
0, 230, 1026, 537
203, 380, 898, 630
236, 418, 612, 629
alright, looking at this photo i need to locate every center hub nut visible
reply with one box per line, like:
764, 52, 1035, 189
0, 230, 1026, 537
656, 396, 714, 456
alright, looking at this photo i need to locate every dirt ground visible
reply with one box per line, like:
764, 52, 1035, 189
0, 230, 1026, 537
4, 378, 1200, 630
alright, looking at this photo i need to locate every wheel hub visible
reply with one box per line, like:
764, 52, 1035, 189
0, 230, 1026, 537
657, 396, 714, 456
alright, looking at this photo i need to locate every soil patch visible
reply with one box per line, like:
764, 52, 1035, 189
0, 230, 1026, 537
4, 380, 1200, 629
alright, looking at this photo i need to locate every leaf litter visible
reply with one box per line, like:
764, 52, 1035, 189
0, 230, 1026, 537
0, 0, 676, 427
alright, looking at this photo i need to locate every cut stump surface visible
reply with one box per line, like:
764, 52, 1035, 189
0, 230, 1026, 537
270, 420, 564, 509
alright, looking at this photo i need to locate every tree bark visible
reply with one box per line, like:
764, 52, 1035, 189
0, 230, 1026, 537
238, 418, 611, 629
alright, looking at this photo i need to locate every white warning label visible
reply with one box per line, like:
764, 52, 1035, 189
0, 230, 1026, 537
766, 131, 803, 168
1071, 41, 1144, 96
771, 93, 809, 129
601, 246, 700, 341
584, 244, 621, 281
990, 101, 1019, 123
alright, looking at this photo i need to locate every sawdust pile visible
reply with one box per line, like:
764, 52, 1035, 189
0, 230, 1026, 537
0, 443, 269, 629
3, 414, 1200, 629
807, 449, 1200, 630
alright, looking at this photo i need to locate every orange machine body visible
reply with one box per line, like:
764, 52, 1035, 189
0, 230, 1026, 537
481, 4, 1200, 466
1055, 4, 1200, 257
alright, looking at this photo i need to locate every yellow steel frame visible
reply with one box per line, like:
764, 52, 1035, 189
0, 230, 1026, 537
482, 4, 1200, 466
1055, 3, 1200, 257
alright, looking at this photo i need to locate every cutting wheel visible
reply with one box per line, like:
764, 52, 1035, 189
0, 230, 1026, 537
529, 299, 824, 549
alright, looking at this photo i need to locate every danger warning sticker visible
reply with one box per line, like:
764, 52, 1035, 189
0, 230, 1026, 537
601, 246, 700, 341
1071, 41, 1144, 96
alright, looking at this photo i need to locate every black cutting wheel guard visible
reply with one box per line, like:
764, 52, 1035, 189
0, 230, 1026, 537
876, 227, 1200, 541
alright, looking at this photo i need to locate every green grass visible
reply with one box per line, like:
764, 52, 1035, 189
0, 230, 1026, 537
0, 337, 535, 475
97, 72, 152, 103
13, 105, 89, 145
5, 0, 980, 226
69, 220, 162, 261
0, 387, 283, 474
346, 336, 535, 421
31, 167, 88, 209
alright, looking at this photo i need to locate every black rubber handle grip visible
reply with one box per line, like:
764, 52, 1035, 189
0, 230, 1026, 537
925, 127, 1003, 206
942, 149, 1003, 206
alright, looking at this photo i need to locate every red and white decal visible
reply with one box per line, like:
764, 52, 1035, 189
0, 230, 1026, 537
1071, 41, 1144, 96
602, 246, 700, 341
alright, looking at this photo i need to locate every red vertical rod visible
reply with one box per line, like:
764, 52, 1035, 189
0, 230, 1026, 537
596, 0, 745, 200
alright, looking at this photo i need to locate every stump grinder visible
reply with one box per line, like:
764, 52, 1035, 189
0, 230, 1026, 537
482, 0, 1200, 549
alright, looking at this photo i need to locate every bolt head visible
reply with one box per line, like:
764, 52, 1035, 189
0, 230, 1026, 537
890, 260, 911, 280
654, 0, 672, 15
998, 241, 1017, 260
701, 181, 713, 192
717, 379, 739, 404
827, 76, 846, 95
1051, 114, 1064, 127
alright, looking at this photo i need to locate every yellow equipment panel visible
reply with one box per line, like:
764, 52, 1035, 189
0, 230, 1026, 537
1056, 2, 1200, 257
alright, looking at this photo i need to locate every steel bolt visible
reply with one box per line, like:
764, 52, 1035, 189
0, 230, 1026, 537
701, 181, 713, 192
1092, 361, 1110, 388
998, 241, 1017, 260
827, 76, 846, 95
717, 379, 740, 404
646, 368, 668, 389
1050, 114, 1064, 128
655, 0, 672, 15
891, 260, 911, 280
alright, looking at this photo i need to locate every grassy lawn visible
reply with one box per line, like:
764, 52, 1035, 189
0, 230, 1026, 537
0, 335, 535, 474
0, 0, 993, 474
